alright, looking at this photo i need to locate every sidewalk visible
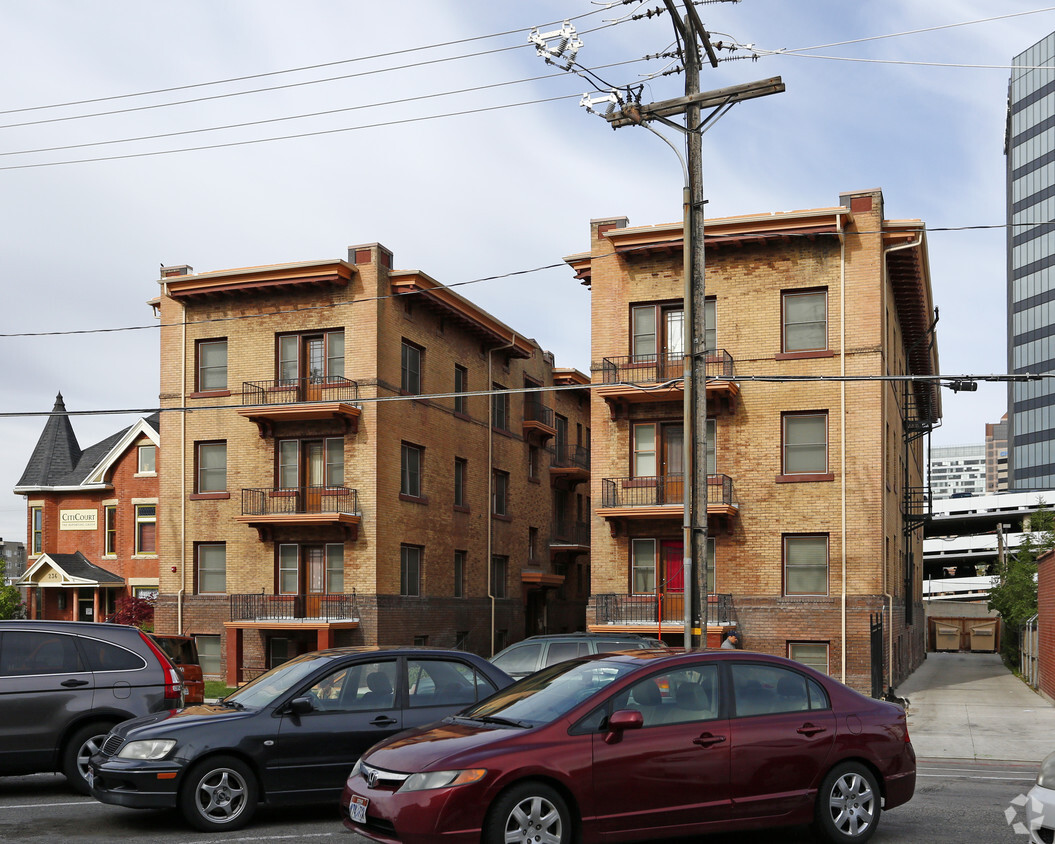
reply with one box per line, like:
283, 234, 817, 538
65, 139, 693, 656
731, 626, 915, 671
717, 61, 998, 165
893, 651, 1055, 763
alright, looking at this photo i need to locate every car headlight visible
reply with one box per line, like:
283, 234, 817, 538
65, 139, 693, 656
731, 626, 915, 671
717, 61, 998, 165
398, 769, 486, 793
1038, 752, 1055, 788
349, 759, 362, 780
117, 739, 177, 760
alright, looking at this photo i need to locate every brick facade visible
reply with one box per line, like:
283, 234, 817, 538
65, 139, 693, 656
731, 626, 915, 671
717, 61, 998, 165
570, 189, 934, 694
155, 247, 589, 683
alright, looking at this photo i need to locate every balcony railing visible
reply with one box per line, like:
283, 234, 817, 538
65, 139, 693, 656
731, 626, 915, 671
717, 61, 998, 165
242, 375, 360, 406
242, 486, 360, 517
549, 443, 590, 471
524, 400, 555, 428
593, 592, 735, 627
601, 351, 734, 385
600, 474, 735, 509
551, 520, 590, 547
230, 592, 360, 622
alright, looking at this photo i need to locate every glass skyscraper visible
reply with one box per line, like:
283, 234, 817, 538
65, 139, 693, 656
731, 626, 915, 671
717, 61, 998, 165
1008, 33, 1055, 489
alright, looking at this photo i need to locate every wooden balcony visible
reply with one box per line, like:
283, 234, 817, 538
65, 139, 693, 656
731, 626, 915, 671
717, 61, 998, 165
235, 486, 362, 541
596, 351, 739, 417
597, 474, 738, 531
237, 376, 361, 436
550, 521, 590, 554
523, 400, 557, 442
548, 443, 590, 484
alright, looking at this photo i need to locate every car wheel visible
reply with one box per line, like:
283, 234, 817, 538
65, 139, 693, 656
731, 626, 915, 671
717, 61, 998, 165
486, 782, 571, 844
62, 722, 112, 795
179, 755, 258, 832
814, 761, 881, 843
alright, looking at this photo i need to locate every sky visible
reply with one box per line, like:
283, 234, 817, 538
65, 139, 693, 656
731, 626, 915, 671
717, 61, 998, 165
1, 0, 1051, 543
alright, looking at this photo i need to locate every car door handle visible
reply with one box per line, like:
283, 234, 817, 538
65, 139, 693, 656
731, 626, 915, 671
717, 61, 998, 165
370, 716, 398, 727
61, 679, 90, 687
692, 732, 727, 747
797, 723, 827, 737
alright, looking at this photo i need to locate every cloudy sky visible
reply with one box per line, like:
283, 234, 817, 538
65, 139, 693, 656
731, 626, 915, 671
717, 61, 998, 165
1, 0, 1051, 543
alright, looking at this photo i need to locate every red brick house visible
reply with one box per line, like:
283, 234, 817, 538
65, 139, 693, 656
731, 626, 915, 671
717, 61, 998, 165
14, 393, 160, 621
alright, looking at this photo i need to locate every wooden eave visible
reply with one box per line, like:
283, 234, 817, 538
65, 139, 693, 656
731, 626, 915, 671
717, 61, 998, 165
552, 368, 590, 387
521, 571, 565, 587
597, 503, 737, 520
389, 271, 534, 359
234, 512, 361, 542
549, 465, 590, 484
163, 260, 354, 301
596, 380, 740, 410
225, 619, 360, 631
237, 402, 361, 436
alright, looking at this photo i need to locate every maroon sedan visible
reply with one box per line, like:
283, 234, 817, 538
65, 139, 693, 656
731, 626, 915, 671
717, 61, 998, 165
340, 650, 914, 844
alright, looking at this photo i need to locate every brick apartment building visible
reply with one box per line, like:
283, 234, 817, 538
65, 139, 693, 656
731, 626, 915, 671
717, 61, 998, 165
14, 393, 160, 620
565, 188, 939, 693
154, 244, 590, 682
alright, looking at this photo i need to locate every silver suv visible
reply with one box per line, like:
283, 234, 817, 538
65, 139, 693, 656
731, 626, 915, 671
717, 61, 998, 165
0, 620, 183, 793
491, 633, 666, 679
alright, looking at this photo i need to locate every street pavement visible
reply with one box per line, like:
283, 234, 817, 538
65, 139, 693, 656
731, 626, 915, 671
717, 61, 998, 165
894, 651, 1055, 763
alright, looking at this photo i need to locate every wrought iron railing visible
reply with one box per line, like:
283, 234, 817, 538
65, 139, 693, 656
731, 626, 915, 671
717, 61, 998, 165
524, 400, 555, 428
548, 443, 590, 471
593, 592, 735, 626
229, 591, 360, 622
241, 486, 360, 516
241, 375, 360, 406
600, 350, 734, 385
551, 520, 589, 547
600, 474, 734, 509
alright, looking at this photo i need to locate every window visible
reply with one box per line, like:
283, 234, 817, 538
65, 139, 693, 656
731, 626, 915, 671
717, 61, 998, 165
631, 303, 683, 367
784, 535, 828, 596
135, 505, 156, 555
402, 443, 424, 498
454, 364, 468, 414
104, 506, 117, 556
528, 527, 539, 563
491, 555, 508, 598
401, 339, 422, 394
197, 543, 226, 594
401, 545, 422, 596
528, 445, 540, 480
30, 506, 42, 556
278, 438, 343, 489
326, 543, 344, 593
454, 458, 467, 508
704, 297, 716, 352
197, 442, 227, 493
279, 544, 299, 594
632, 539, 655, 594
197, 339, 228, 391
137, 444, 156, 474
454, 550, 466, 598
782, 289, 827, 353
278, 544, 342, 595
783, 413, 828, 475
196, 635, 222, 677
616, 665, 719, 726
492, 383, 509, 431
789, 642, 830, 675
278, 330, 344, 383
492, 469, 509, 516
732, 662, 829, 716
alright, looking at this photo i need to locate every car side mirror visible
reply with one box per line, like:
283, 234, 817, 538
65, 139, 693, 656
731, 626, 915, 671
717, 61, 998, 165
604, 709, 644, 744
290, 696, 315, 716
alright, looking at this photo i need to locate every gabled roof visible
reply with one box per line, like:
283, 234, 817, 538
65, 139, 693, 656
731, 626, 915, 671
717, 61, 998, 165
15, 396, 159, 493
17, 552, 124, 588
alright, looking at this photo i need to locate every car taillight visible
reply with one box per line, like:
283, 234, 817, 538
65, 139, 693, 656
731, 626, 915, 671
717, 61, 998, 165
141, 632, 185, 701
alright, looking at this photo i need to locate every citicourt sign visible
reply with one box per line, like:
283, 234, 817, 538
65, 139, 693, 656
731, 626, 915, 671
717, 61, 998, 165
59, 509, 98, 531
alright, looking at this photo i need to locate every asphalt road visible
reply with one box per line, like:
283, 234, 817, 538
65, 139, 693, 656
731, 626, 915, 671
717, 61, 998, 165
0, 758, 1040, 843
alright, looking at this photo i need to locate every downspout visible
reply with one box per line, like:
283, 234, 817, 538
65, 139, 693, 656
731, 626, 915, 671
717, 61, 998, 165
488, 334, 517, 656
884, 233, 924, 690
839, 215, 847, 684
178, 299, 187, 634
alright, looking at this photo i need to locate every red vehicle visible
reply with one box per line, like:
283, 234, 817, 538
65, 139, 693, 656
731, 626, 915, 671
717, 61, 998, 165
341, 650, 914, 844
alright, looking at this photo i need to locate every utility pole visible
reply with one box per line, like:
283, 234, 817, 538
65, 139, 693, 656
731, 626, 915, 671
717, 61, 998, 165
538, 6, 783, 648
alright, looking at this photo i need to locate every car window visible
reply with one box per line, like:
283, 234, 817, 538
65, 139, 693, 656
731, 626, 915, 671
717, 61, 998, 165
80, 637, 147, 672
342, 660, 398, 711
544, 641, 589, 666
408, 659, 492, 708
0, 631, 86, 676
732, 663, 817, 717
612, 665, 719, 727
492, 643, 542, 675
807, 677, 831, 710
304, 666, 356, 711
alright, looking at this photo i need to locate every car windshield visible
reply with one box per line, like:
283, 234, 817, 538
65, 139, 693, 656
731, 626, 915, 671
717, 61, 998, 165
223, 654, 329, 709
460, 657, 637, 727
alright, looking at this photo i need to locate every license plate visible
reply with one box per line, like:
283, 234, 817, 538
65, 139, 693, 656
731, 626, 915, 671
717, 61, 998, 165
349, 794, 369, 825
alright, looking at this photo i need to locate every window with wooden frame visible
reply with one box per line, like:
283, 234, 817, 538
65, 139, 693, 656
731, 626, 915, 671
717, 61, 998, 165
454, 364, 468, 415
277, 437, 343, 490
196, 338, 228, 392
196, 441, 228, 493
401, 339, 422, 394
401, 443, 424, 500
783, 534, 829, 596
454, 458, 468, 509
278, 329, 344, 384
491, 383, 509, 431
781, 289, 828, 354
454, 550, 466, 598
401, 544, 422, 596
30, 506, 43, 556
781, 412, 831, 480
104, 505, 117, 556
788, 642, 830, 675
492, 469, 509, 517
137, 444, 156, 475
491, 555, 508, 599
197, 543, 226, 594
278, 543, 343, 595
135, 504, 157, 555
